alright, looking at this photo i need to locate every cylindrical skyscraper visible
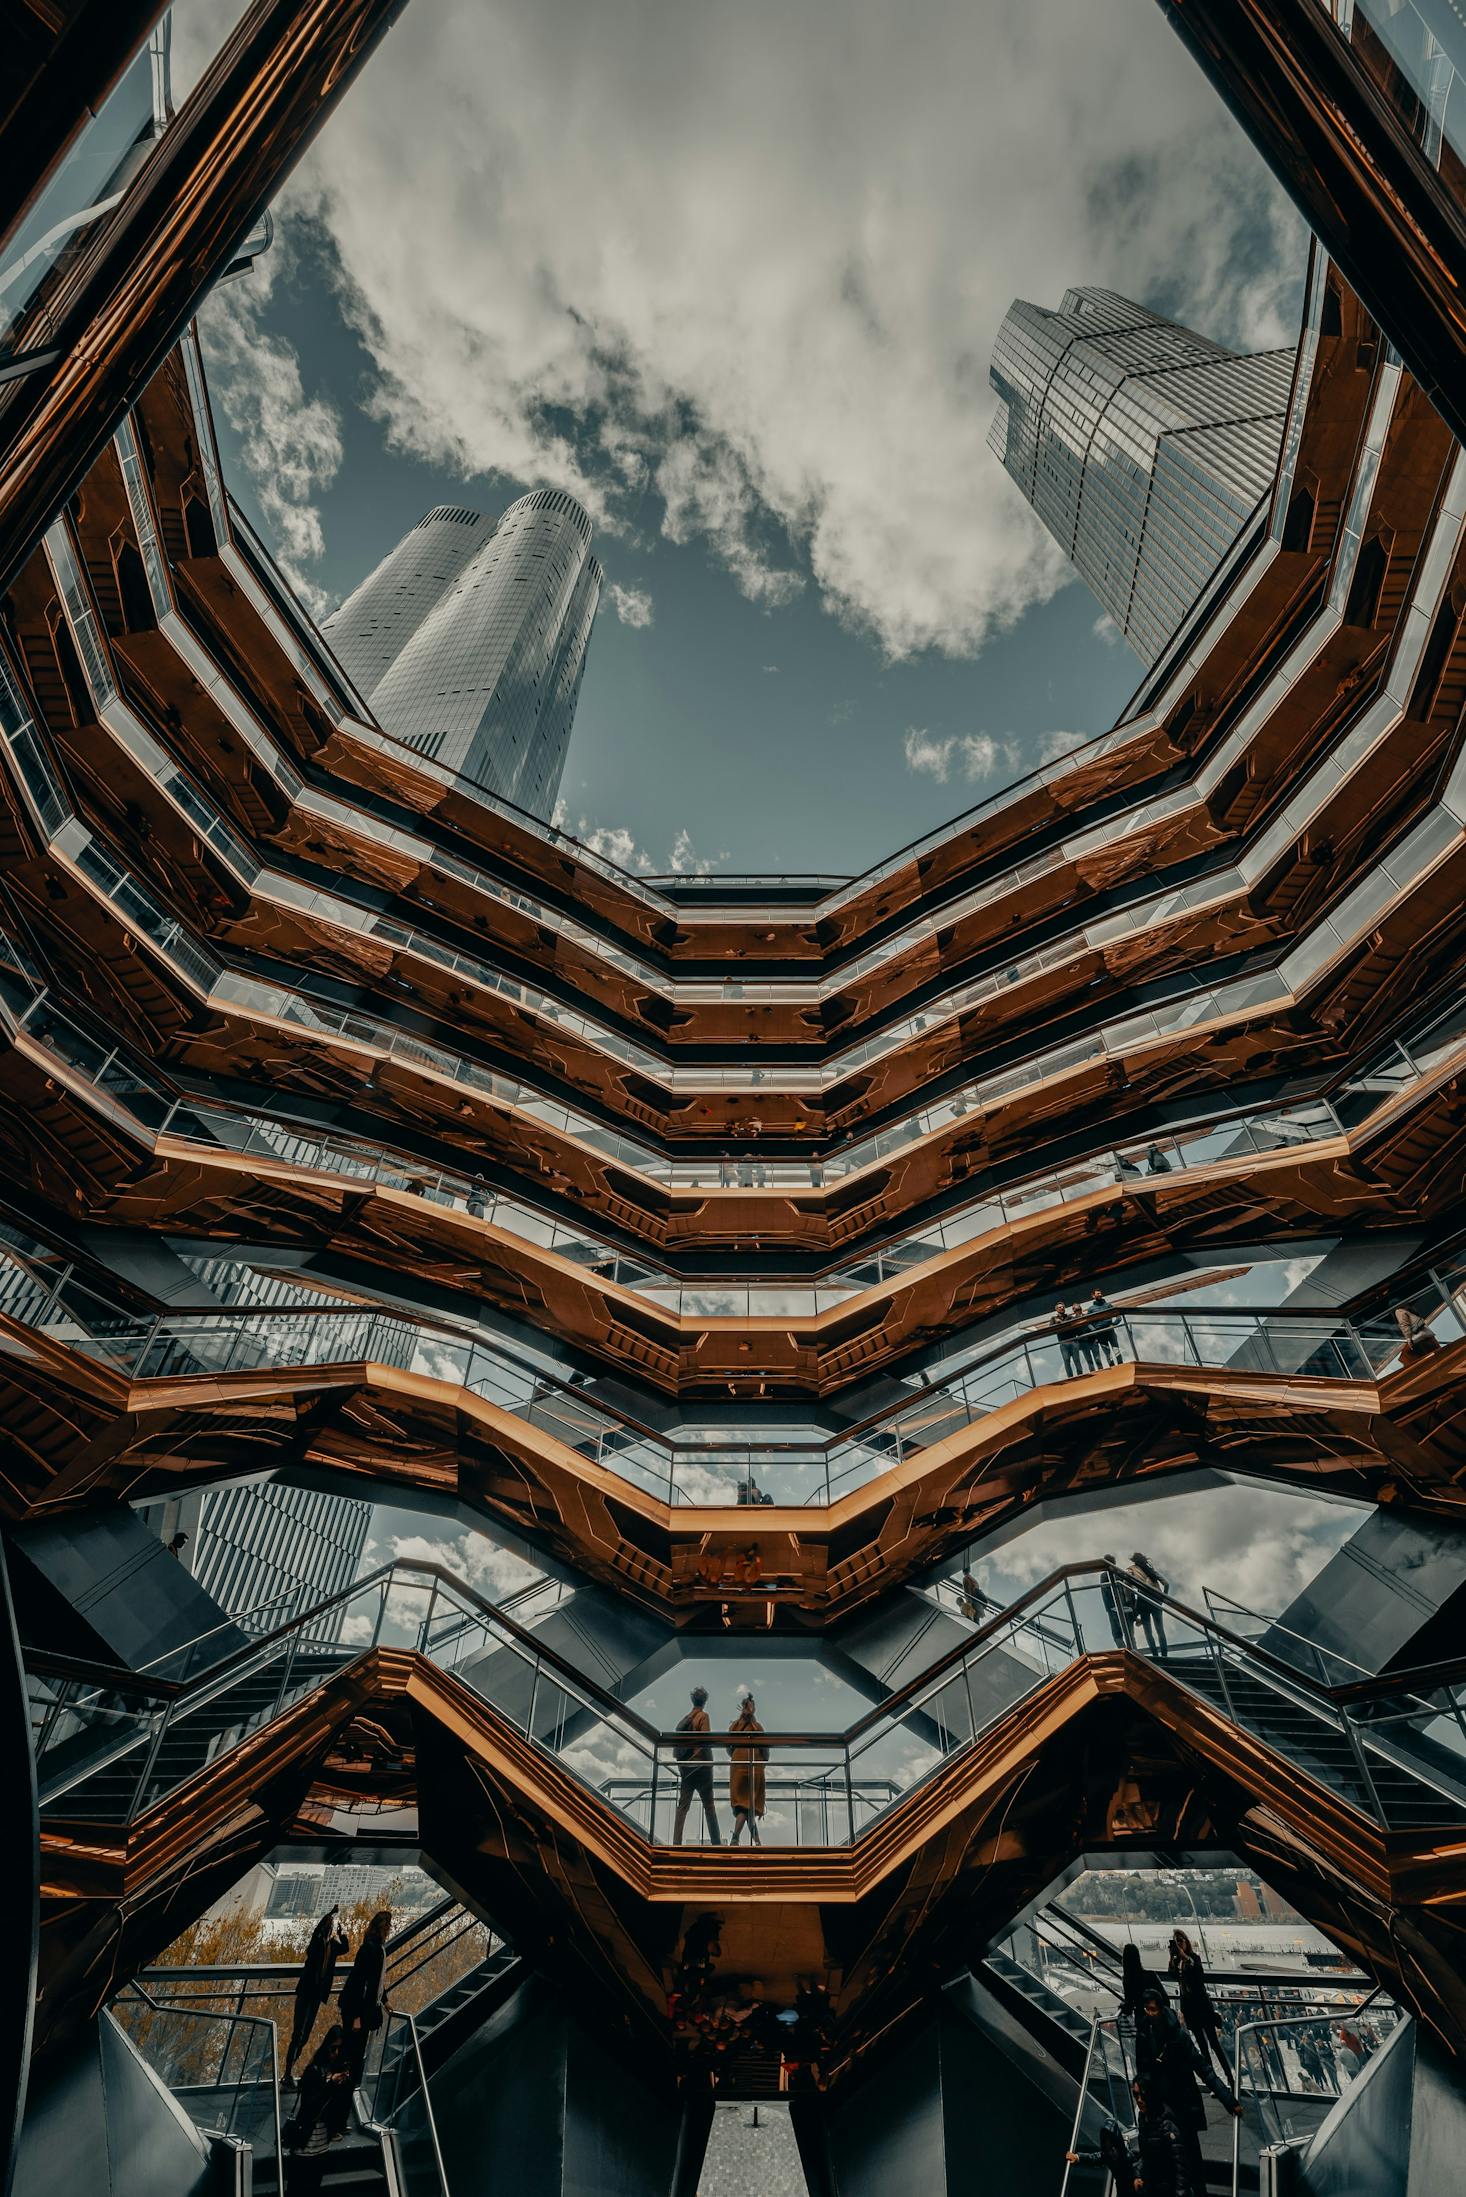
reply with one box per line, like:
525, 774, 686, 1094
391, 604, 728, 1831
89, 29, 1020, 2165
367, 488, 602, 819
322, 503, 488, 699
989, 288, 1293, 665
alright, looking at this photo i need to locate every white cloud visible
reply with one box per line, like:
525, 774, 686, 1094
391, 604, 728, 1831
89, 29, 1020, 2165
552, 802, 727, 875
606, 581, 655, 627
977, 1487, 1365, 1619
196, 231, 343, 617
903, 727, 1017, 783
1092, 613, 1121, 648
1037, 727, 1086, 763
387, 1526, 538, 1601
273, 0, 1302, 661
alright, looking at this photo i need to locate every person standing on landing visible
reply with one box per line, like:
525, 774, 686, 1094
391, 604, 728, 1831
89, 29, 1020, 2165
727, 1689, 768, 1846
285, 1904, 348, 2083
1129, 1549, 1170, 1656
672, 1685, 722, 1845
338, 1908, 391, 2082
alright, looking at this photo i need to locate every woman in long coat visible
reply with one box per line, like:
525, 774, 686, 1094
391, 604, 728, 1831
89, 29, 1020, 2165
338, 1907, 392, 2080
727, 1691, 768, 1846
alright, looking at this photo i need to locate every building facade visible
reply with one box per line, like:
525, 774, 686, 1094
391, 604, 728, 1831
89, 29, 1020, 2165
188, 1479, 370, 1630
988, 287, 1293, 663
327, 488, 602, 819
322, 503, 488, 700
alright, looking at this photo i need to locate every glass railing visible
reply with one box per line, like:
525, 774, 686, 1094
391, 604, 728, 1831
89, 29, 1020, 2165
1229, 1999, 1403, 2193
23, 429, 1466, 1128
1061, 2015, 1141, 2197
0, 32, 165, 366
31, 1560, 1466, 1848
1332, 0, 1466, 188
111, 1985, 281, 2185
2, 816, 1464, 1324
12, 513, 1466, 1195
5, 1196, 1465, 1505
140, 1901, 502, 2041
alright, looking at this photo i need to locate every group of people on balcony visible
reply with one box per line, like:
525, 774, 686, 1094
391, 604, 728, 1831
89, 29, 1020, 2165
282, 1906, 393, 2191
1054, 1289, 1125, 1374
671, 1685, 769, 1846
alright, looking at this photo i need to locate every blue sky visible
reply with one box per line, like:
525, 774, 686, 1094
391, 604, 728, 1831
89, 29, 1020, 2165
186, 0, 1306, 878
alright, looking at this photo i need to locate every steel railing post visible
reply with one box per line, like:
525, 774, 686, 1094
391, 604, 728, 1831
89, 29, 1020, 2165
1341, 1706, 1389, 1825
1060, 2017, 1101, 2197
131, 1697, 171, 1817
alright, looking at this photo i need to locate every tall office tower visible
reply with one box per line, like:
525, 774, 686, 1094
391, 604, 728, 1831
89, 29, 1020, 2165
321, 504, 488, 699
328, 489, 603, 819
988, 288, 1293, 664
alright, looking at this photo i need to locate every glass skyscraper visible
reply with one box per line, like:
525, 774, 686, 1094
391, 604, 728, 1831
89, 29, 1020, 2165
321, 503, 488, 699
988, 287, 1293, 663
326, 489, 603, 819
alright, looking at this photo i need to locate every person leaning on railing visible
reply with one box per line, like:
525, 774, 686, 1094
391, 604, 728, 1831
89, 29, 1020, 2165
1395, 1305, 1441, 1361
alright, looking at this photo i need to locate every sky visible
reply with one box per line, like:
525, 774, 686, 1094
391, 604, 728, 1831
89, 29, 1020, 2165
175, 0, 1307, 877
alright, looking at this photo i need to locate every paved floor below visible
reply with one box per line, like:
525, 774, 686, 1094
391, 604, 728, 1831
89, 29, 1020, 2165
698, 2100, 807, 2196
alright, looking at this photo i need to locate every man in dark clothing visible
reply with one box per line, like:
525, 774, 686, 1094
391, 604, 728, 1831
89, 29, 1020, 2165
672, 1685, 722, 1845
1067, 2080, 1199, 2197
1130, 1550, 1170, 1657
1101, 1555, 1133, 1647
1087, 1287, 1123, 1365
1135, 1987, 1240, 2194
285, 1905, 348, 2082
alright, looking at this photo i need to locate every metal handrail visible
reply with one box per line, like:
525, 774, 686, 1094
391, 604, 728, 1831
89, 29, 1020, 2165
376, 2010, 452, 2195
30, 1555, 1466, 1765
29, 1289, 1453, 1514
1059, 2015, 1099, 2197
118, 1981, 283, 2187
1229, 1992, 1389, 2197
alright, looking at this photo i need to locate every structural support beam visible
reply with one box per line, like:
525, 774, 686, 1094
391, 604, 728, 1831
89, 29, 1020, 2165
1156, 0, 1466, 451
0, 0, 408, 597
0, 4, 166, 254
